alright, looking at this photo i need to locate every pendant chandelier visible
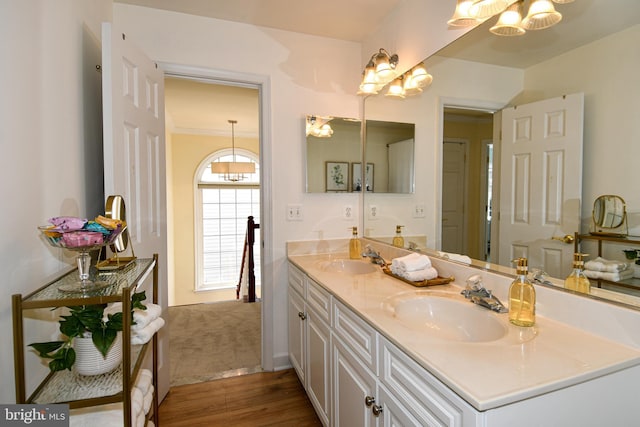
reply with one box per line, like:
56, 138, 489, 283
211, 119, 255, 182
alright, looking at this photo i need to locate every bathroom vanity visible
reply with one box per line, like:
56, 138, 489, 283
287, 240, 640, 426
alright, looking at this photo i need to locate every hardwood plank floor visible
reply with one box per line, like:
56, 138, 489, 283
159, 369, 322, 426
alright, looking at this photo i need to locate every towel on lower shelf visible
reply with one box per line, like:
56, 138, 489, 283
584, 268, 634, 282
437, 251, 472, 264
390, 253, 431, 275
135, 368, 153, 396
584, 257, 628, 273
131, 317, 165, 345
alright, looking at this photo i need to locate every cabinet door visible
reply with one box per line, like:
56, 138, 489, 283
307, 307, 331, 426
377, 383, 424, 427
332, 335, 377, 427
288, 287, 306, 383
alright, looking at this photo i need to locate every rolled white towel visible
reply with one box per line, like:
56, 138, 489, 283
135, 368, 153, 396
401, 267, 438, 282
131, 317, 165, 345
104, 303, 162, 330
584, 268, 634, 282
584, 257, 628, 273
143, 385, 154, 414
391, 253, 431, 274
437, 251, 472, 264
131, 387, 144, 418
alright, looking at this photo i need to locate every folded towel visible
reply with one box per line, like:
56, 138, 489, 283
135, 368, 153, 396
131, 317, 165, 345
390, 253, 431, 275
584, 257, 628, 273
104, 302, 162, 330
131, 387, 144, 417
437, 251, 472, 264
70, 403, 138, 427
400, 267, 439, 282
584, 268, 634, 282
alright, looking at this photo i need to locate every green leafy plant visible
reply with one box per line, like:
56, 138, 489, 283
29, 291, 147, 372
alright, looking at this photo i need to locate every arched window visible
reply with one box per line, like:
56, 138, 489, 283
194, 149, 260, 291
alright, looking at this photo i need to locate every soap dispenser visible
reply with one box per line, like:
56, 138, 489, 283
392, 225, 405, 248
509, 258, 536, 327
565, 253, 591, 294
349, 227, 362, 260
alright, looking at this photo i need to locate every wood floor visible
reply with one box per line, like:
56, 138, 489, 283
158, 369, 322, 426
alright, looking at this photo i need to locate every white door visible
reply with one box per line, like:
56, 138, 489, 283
499, 93, 584, 278
102, 23, 169, 398
441, 140, 467, 254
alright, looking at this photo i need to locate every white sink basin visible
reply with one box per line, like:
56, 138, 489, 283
383, 290, 508, 343
318, 259, 378, 275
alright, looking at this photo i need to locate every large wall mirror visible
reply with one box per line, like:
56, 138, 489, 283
305, 115, 415, 193
364, 0, 640, 306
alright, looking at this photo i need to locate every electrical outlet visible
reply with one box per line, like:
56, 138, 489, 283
343, 205, 353, 220
413, 204, 425, 218
286, 204, 303, 221
368, 205, 378, 220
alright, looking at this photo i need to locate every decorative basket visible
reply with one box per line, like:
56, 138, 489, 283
73, 332, 122, 376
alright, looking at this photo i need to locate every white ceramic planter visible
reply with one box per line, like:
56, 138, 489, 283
73, 332, 122, 376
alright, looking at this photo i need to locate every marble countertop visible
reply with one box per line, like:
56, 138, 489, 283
288, 251, 640, 411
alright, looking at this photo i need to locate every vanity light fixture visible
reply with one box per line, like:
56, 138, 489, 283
449, 0, 574, 36
211, 119, 255, 182
385, 77, 406, 98
306, 116, 334, 138
358, 48, 399, 95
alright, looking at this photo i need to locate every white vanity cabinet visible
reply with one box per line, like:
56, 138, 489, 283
287, 265, 332, 426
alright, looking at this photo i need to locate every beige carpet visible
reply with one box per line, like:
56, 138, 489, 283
169, 300, 262, 387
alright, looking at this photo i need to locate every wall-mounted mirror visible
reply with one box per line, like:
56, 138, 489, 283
363, 0, 640, 305
592, 195, 628, 236
305, 115, 415, 193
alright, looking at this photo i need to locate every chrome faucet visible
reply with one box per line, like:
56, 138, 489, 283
461, 274, 508, 313
362, 245, 387, 266
530, 269, 553, 286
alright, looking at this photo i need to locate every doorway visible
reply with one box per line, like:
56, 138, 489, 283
164, 75, 263, 385
441, 106, 495, 261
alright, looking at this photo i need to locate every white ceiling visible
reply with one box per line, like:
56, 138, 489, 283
115, 0, 402, 42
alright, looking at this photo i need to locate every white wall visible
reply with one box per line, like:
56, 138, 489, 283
0, 0, 112, 404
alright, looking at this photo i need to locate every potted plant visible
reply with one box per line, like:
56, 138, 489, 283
29, 291, 147, 374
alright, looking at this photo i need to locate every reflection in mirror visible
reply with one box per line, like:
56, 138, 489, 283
364, 120, 415, 193
305, 115, 415, 193
305, 116, 360, 193
362, 0, 640, 306
592, 195, 628, 236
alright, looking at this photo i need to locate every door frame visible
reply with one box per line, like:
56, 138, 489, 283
436, 97, 504, 252
158, 62, 274, 370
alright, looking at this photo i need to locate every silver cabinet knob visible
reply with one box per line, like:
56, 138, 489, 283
298, 311, 307, 320
372, 404, 383, 417
364, 395, 375, 407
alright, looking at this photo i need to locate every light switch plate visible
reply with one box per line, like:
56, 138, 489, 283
287, 204, 303, 221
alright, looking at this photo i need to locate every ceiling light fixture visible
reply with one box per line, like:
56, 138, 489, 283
211, 119, 255, 182
449, 0, 573, 36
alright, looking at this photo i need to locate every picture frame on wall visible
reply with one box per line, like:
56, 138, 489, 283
326, 161, 349, 192
352, 162, 374, 192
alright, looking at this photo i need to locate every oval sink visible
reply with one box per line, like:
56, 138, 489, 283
383, 291, 508, 343
318, 259, 378, 275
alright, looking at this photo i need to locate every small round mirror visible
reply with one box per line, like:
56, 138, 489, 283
592, 195, 627, 234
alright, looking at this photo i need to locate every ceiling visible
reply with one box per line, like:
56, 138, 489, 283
123, 0, 640, 135
115, 0, 402, 42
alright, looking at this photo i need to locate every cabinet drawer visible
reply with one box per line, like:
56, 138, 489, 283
333, 300, 378, 375
307, 279, 332, 325
289, 263, 306, 297
380, 337, 478, 427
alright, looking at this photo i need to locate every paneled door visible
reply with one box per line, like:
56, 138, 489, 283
498, 93, 584, 278
101, 23, 169, 399
442, 139, 468, 254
